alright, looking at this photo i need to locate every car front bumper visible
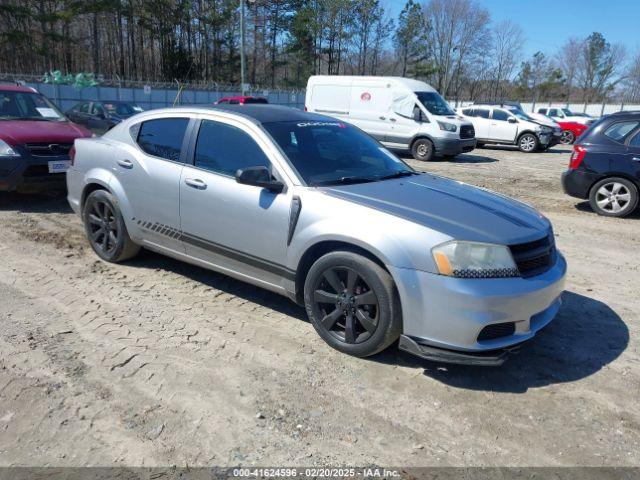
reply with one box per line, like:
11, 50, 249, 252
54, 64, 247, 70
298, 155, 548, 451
389, 252, 566, 363
561, 169, 601, 199
433, 137, 476, 156
0, 151, 69, 192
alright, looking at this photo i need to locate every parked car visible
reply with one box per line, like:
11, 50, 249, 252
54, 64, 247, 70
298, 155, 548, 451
537, 107, 596, 125
305, 76, 476, 161
67, 105, 566, 365
458, 105, 555, 152
473, 102, 564, 149
0, 84, 92, 192
562, 111, 640, 217
556, 121, 589, 145
65, 101, 143, 134
215, 96, 268, 105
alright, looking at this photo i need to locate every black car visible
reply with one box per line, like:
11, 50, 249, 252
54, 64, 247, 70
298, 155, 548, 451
65, 101, 143, 134
562, 111, 640, 217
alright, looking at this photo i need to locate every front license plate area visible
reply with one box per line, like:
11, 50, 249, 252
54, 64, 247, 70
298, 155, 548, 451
48, 161, 71, 173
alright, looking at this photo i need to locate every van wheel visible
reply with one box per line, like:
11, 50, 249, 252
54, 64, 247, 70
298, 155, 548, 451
588, 177, 638, 218
303, 251, 402, 357
83, 190, 140, 262
411, 138, 435, 161
518, 133, 538, 153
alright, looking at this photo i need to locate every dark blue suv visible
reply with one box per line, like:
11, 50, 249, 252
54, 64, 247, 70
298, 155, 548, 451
562, 111, 640, 217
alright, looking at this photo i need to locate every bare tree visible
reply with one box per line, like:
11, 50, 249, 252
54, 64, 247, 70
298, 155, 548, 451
421, 0, 491, 97
489, 20, 524, 101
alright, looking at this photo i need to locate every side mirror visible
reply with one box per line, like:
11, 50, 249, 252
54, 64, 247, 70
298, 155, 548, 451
508, 117, 517, 124
96, 112, 106, 119
235, 166, 284, 193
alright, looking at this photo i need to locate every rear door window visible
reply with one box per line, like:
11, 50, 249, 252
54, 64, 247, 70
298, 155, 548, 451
604, 122, 640, 142
476, 109, 490, 119
193, 120, 271, 176
136, 118, 189, 162
629, 132, 640, 148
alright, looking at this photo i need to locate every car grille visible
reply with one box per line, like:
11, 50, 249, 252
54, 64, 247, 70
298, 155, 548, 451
25, 143, 73, 157
477, 322, 516, 342
460, 125, 475, 139
509, 234, 555, 278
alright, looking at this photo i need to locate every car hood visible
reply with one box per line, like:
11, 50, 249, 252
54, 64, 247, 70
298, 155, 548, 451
0, 120, 92, 145
320, 174, 551, 245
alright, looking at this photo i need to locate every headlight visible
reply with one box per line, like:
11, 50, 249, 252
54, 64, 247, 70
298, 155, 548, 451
0, 139, 20, 157
437, 121, 457, 132
432, 241, 519, 278
538, 126, 552, 133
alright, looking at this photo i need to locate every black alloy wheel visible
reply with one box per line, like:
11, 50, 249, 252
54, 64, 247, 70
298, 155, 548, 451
312, 266, 380, 345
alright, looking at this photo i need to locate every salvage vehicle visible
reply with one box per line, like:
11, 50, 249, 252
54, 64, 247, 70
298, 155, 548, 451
67, 105, 566, 365
215, 96, 269, 105
305, 76, 476, 161
458, 105, 556, 153
0, 84, 92, 192
556, 121, 589, 145
562, 111, 640, 217
66, 101, 143, 134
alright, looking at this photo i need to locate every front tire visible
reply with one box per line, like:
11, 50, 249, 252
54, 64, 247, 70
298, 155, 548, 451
303, 251, 402, 357
588, 177, 638, 218
83, 189, 140, 262
518, 133, 539, 153
411, 138, 435, 161
560, 130, 575, 145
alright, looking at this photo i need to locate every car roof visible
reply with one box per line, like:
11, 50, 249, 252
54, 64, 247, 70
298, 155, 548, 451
207, 104, 333, 124
0, 84, 38, 93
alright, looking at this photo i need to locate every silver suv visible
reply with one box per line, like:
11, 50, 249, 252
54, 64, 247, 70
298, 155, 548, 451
67, 105, 566, 365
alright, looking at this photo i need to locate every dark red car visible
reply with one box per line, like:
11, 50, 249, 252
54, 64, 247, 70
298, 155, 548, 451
215, 96, 268, 105
557, 121, 589, 145
0, 84, 92, 192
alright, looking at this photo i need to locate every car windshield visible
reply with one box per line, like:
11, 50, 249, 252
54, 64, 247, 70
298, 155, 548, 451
0, 91, 65, 121
262, 121, 416, 186
562, 108, 575, 116
415, 91, 455, 116
103, 102, 143, 117
511, 110, 533, 121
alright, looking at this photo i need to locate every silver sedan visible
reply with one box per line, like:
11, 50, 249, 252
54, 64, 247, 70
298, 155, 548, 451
66, 105, 566, 365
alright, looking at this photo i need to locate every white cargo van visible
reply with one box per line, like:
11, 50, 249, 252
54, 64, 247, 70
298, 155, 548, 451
305, 76, 476, 161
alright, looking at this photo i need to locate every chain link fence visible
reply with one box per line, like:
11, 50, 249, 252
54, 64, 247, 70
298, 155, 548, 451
1, 73, 306, 112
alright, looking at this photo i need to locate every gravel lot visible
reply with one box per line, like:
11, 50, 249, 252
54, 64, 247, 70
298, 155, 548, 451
0, 144, 639, 467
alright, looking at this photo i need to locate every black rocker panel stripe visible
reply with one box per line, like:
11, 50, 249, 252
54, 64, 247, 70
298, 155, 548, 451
136, 219, 296, 281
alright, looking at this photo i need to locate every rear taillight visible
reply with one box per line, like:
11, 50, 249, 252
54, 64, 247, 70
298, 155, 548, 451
569, 145, 586, 169
69, 145, 76, 166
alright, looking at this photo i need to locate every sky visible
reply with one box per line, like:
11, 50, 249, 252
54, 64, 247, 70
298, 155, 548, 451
383, 0, 640, 59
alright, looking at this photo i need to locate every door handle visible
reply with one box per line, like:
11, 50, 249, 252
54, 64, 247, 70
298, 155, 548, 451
390, 118, 397, 122
185, 178, 207, 190
633, 157, 640, 162
116, 159, 133, 169
379, 116, 386, 120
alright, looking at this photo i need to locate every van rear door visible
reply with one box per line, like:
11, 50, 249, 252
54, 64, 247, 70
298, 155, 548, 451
309, 83, 351, 117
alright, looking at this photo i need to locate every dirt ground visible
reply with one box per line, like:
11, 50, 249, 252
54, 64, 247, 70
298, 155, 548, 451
0, 144, 638, 467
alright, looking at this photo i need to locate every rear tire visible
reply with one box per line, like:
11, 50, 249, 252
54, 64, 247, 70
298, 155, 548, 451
303, 251, 402, 357
83, 190, 140, 262
411, 138, 435, 161
588, 177, 638, 218
518, 133, 539, 153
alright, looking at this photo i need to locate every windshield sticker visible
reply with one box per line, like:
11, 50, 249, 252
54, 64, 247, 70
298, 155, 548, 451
296, 121, 344, 128
36, 107, 61, 118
